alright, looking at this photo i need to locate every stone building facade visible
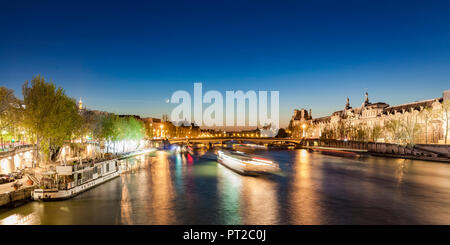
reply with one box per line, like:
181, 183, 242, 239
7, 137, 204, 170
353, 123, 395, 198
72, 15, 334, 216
288, 108, 312, 138
290, 90, 450, 144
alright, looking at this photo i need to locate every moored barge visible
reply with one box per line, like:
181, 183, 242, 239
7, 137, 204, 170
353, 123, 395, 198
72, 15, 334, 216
32, 148, 155, 201
32, 159, 121, 201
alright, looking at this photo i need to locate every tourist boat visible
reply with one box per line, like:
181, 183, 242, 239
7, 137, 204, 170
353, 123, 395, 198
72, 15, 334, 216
267, 141, 296, 150
216, 150, 279, 176
312, 148, 362, 158
170, 144, 193, 155
235, 143, 267, 150
32, 149, 155, 201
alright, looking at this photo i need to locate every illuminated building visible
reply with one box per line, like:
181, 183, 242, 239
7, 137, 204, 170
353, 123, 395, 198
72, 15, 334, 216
142, 117, 162, 139
289, 90, 450, 144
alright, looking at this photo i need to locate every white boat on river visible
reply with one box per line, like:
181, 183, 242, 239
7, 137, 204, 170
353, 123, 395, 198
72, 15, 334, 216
217, 150, 279, 176
32, 148, 155, 201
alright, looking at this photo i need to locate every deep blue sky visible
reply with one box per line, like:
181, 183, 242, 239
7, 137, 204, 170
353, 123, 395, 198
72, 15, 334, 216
1, 0, 449, 127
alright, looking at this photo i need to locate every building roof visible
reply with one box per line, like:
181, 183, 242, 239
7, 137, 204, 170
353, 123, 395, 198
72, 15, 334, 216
119, 114, 142, 120
364, 102, 389, 109
383, 97, 442, 114
292, 92, 444, 124
142, 117, 161, 123
312, 116, 331, 123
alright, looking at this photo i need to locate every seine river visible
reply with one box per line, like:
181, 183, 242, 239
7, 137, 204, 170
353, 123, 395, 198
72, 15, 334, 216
1, 149, 450, 225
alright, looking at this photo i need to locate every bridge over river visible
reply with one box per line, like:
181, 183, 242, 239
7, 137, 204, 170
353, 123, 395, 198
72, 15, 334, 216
156, 137, 304, 146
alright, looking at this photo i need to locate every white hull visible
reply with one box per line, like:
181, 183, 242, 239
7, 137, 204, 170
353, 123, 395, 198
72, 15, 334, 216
32, 169, 121, 201
217, 150, 279, 176
217, 154, 247, 174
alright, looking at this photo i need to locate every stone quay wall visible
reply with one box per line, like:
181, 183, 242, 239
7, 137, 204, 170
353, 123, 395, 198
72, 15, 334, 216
0, 185, 36, 208
303, 139, 450, 160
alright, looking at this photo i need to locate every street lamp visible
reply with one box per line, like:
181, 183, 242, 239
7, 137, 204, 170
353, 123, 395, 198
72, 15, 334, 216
302, 124, 306, 138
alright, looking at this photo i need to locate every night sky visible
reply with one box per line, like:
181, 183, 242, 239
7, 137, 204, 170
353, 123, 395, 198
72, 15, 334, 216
1, 0, 449, 127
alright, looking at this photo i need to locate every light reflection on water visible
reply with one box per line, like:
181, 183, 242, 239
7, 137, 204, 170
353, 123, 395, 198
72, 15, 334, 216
289, 149, 322, 225
2, 149, 450, 225
119, 174, 132, 225
217, 164, 242, 224
149, 151, 175, 224
240, 172, 279, 224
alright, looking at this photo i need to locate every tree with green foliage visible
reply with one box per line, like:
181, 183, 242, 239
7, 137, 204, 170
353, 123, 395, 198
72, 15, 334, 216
0, 86, 22, 149
78, 110, 102, 142
115, 116, 145, 151
126, 117, 145, 141
95, 115, 145, 153
97, 114, 119, 153
22, 75, 82, 165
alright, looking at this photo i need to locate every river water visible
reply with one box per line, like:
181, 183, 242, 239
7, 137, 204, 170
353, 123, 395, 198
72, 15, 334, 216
1, 149, 450, 225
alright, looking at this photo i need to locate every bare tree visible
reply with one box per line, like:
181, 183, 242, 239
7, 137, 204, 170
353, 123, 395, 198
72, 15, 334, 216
369, 122, 383, 142
439, 100, 450, 144
336, 120, 350, 140
401, 112, 421, 145
419, 107, 433, 144
385, 118, 403, 143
